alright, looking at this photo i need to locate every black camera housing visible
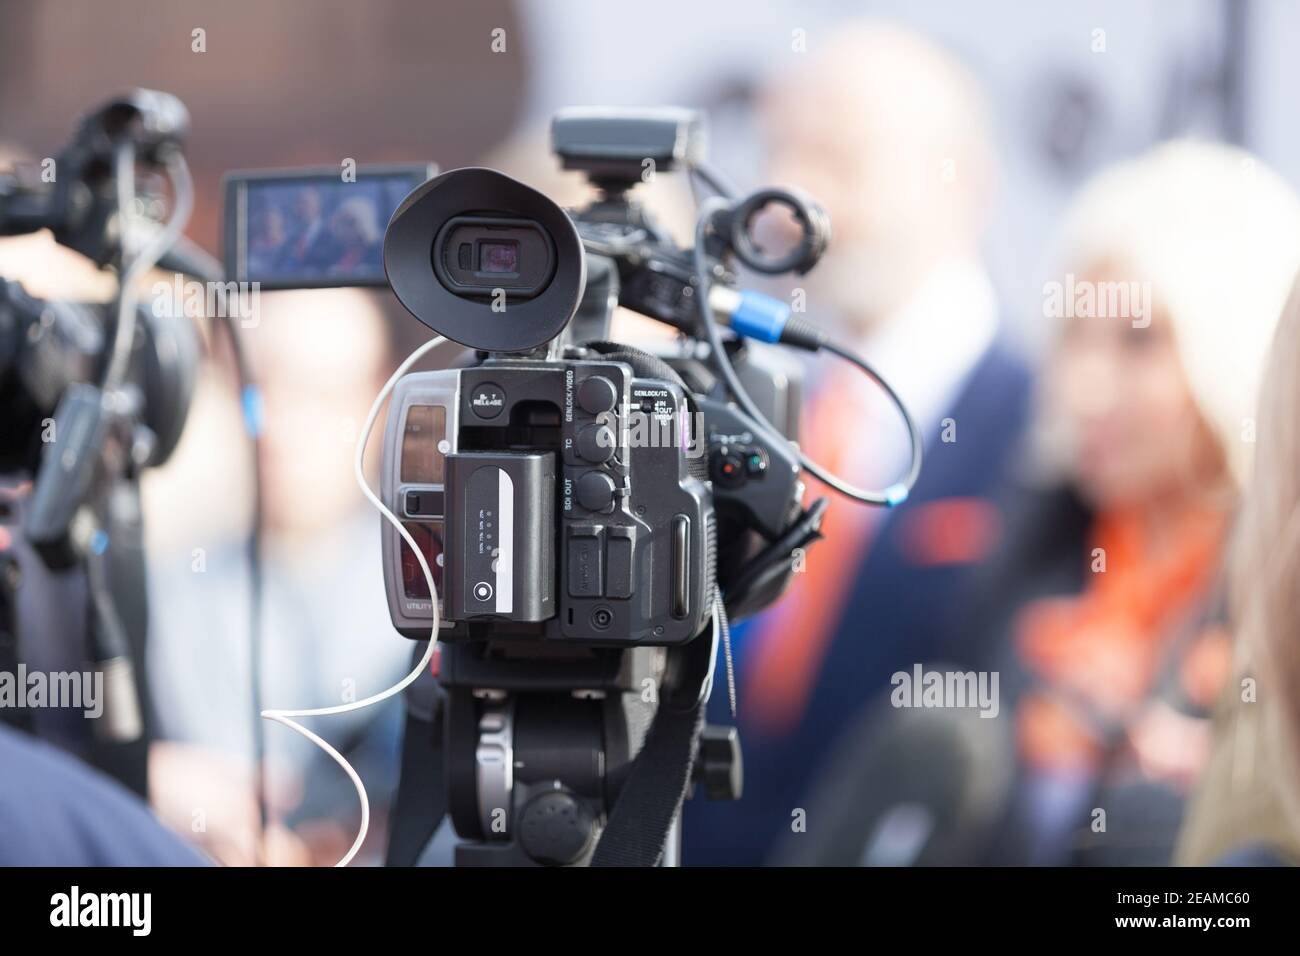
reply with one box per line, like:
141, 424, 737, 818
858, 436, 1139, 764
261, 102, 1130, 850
381, 359, 714, 645
380, 167, 716, 647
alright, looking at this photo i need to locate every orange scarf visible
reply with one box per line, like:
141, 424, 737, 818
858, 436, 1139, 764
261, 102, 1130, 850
1015, 505, 1228, 773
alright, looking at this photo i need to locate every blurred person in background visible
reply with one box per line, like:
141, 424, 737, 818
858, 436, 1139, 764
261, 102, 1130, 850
281, 187, 332, 275
954, 141, 1300, 865
248, 205, 289, 277
326, 198, 384, 276
684, 21, 1035, 865
1178, 272, 1300, 866
145, 289, 415, 865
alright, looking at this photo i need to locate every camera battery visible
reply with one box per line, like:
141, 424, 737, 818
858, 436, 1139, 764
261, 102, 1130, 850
443, 451, 555, 623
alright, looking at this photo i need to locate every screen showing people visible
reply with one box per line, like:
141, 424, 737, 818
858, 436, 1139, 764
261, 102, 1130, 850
240, 170, 425, 285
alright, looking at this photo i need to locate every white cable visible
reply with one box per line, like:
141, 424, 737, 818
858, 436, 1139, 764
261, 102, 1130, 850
260, 334, 449, 867
697, 595, 720, 707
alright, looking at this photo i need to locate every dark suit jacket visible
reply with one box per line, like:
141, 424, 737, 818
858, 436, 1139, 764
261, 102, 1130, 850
683, 338, 1034, 865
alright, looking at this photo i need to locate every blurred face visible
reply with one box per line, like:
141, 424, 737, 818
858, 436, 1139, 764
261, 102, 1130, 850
258, 208, 285, 244
763, 89, 930, 330
1050, 265, 1225, 510
760, 61, 980, 334
765, 92, 896, 253
331, 209, 360, 243
251, 290, 389, 539
294, 189, 322, 222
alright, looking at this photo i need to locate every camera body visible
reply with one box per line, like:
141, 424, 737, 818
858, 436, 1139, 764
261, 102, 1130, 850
220, 107, 834, 865
372, 129, 817, 653
381, 356, 715, 646
0, 282, 197, 476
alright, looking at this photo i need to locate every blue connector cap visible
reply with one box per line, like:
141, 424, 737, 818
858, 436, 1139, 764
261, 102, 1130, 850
730, 290, 791, 344
884, 483, 909, 507
242, 384, 264, 439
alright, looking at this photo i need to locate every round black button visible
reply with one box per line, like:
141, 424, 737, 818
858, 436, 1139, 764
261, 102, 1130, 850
576, 424, 616, 463
575, 471, 617, 512
576, 375, 618, 415
470, 382, 506, 419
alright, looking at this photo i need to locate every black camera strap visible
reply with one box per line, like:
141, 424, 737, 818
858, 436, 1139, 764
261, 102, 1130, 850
384, 646, 446, 867
590, 613, 714, 867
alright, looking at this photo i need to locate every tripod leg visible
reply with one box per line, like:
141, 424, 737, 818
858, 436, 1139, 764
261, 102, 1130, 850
384, 645, 447, 867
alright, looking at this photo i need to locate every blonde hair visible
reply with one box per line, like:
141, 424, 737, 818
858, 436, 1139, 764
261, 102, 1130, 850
1230, 271, 1300, 820
1050, 140, 1300, 488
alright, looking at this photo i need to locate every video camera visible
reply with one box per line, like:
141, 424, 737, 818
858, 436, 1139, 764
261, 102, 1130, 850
379, 162, 725, 648
0, 90, 209, 791
223, 107, 918, 867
